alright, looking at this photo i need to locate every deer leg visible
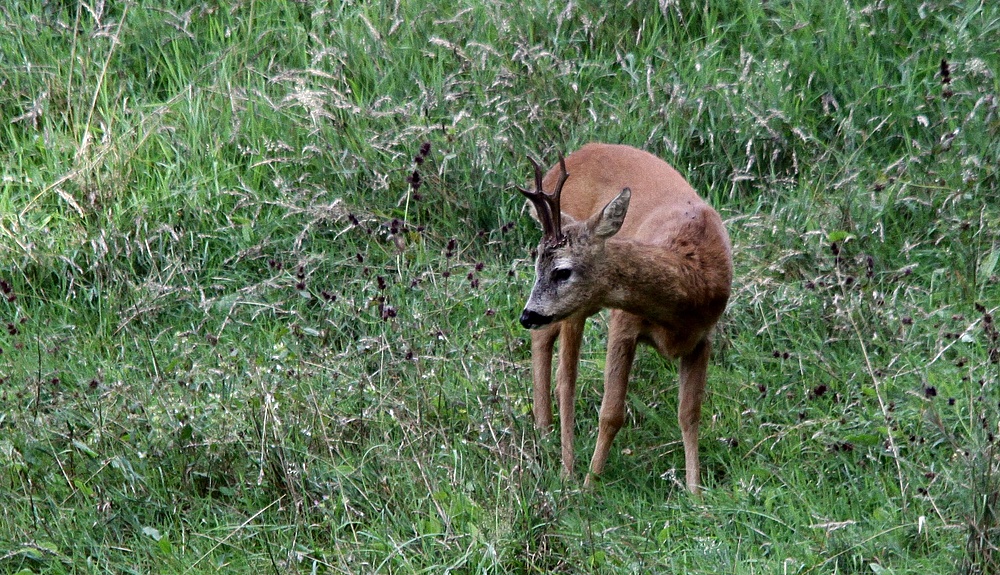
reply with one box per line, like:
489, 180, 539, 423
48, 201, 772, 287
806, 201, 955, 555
530, 322, 560, 429
586, 311, 639, 486
678, 337, 710, 494
555, 317, 585, 478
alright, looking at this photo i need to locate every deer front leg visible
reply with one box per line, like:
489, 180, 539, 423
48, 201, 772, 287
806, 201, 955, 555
555, 317, 585, 478
530, 323, 560, 429
678, 338, 710, 494
586, 311, 639, 486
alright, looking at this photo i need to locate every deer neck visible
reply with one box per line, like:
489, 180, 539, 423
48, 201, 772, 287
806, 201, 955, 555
597, 240, 686, 321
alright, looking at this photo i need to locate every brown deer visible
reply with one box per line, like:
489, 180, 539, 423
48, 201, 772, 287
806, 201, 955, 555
517, 143, 732, 494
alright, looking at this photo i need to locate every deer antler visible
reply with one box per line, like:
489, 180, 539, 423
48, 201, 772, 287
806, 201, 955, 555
518, 154, 569, 244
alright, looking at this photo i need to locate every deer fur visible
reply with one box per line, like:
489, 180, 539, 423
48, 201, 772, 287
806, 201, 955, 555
517, 143, 732, 493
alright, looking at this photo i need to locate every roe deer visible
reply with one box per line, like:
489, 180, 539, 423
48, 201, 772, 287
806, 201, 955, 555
517, 143, 732, 494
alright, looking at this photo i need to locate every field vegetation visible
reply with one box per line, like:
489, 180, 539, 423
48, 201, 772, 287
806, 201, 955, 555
1, 0, 999, 572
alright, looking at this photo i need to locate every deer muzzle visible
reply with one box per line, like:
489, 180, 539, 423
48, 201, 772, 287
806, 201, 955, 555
519, 309, 554, 329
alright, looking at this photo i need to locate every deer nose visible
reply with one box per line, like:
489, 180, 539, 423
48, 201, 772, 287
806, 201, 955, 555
520, 309, 554, 329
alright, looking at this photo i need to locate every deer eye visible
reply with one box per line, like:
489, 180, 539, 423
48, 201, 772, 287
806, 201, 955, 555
550, 268, 572, 283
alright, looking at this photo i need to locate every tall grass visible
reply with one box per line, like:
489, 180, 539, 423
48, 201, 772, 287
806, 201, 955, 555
1, 0, 998, 572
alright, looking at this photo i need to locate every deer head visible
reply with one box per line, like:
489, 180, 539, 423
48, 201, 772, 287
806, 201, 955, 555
518, 155, 632, 329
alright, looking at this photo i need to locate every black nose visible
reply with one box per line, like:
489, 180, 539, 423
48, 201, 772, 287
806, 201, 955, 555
520, 309, 554, 329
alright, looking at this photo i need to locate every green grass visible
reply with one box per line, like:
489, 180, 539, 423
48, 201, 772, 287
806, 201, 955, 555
1, 0, 999, 572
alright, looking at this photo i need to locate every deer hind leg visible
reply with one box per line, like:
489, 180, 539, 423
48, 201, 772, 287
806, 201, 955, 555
586, 310, 640, 487
678, 337, 710, 494
530, 322, 560, 430
555, 316, 585, 478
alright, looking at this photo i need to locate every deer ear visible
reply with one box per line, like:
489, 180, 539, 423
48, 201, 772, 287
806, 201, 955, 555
591, 188, 631, 239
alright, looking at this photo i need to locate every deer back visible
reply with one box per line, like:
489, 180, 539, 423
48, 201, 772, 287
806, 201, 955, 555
539, 143, 710, 239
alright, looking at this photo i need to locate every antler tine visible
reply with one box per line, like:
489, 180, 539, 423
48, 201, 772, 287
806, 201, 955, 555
548, 154, 569, 238
530, 155, 562, 237
553, 154, 569, 196
518, 154, 563, 241
530, 155, 545, 195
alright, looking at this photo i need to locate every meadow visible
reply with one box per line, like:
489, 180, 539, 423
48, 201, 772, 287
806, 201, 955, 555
1, 0, 999, 572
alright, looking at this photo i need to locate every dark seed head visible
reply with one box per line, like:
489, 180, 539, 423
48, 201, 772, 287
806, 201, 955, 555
407, 170, 422, 189
940, 59, 951, 84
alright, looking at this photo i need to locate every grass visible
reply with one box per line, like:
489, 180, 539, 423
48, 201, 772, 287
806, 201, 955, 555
1, 0, 999, 572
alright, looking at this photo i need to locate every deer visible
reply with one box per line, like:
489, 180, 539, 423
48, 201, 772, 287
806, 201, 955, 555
516, 143, 732, 494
